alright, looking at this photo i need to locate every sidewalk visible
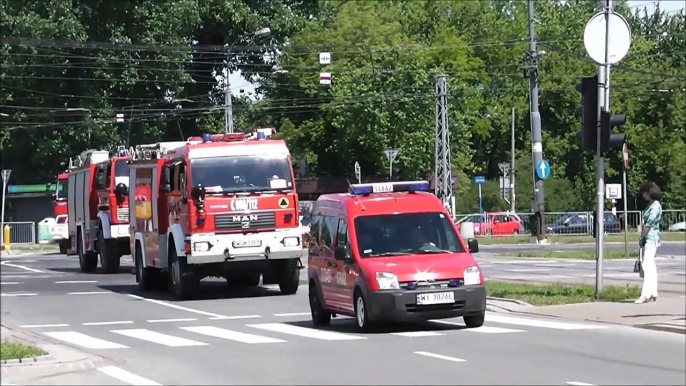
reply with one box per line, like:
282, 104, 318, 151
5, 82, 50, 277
488, 276, 686, 295
487, 297, 686, 334
1, 324, 109, 385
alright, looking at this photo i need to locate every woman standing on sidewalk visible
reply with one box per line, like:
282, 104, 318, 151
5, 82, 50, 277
636, 181, 663, 304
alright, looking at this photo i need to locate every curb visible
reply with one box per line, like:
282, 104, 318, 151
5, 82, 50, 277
486, 296, 532, 307
1, 354, 54, 365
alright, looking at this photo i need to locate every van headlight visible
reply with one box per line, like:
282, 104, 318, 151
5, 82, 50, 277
375, 272, 399, 290
463, 266, 481, 286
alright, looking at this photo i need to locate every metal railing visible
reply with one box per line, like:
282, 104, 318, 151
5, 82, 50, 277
454, 209, 686, 237
2, 221, 37, 245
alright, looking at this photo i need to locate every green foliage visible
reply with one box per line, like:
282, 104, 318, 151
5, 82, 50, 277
1, 0, 684, 213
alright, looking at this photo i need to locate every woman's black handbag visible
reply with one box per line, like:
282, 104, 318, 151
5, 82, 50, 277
634, 248, 644, 278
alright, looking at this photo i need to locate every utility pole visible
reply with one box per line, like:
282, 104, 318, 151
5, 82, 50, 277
524, 0, 547, 243
225, 48, 234, 134
595, 0, 613, 296
511, 106, 516, 212
435, 75, 451, 212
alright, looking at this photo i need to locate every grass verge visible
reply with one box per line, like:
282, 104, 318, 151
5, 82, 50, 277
486, 280, 640, 306
506, 249, 640, 260
0, 341, 47, 361
476, 232, 685, 245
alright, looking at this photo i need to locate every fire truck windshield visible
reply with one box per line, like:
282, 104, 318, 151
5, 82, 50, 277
190, 155, 293, 193
114, 160, 129, 177
56, 178, 68, 201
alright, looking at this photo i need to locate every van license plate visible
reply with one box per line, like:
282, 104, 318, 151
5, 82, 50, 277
232, 240, 262, 248
416, 292, 455, 305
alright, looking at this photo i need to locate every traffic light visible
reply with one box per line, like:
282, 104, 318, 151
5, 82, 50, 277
600, 111, 627, 153
575, 75, 599, 152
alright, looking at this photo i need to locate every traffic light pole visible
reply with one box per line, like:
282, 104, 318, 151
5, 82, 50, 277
595, 0, 612, 298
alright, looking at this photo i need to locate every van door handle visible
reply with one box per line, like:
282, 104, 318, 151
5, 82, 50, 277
328, 261, 337, 268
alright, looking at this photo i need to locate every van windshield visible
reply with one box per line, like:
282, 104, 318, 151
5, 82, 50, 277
354, 212, 465, 257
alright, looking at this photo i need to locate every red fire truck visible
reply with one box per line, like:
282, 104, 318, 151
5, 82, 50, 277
67, 147, 133, 273
54, 172, 69, 217
128, 133, 305, 299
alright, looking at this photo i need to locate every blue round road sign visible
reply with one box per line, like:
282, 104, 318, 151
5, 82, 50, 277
535, 160, 551, 180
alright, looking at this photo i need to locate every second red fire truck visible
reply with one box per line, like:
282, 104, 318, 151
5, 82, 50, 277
128, 133, 305, 299
67, 147, 133, 273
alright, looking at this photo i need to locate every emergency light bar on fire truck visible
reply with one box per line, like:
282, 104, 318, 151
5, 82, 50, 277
348, 181, 431, 195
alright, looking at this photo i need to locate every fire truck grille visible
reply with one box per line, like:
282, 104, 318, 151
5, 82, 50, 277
116, 207, 129, 222
214, 212, 276, 231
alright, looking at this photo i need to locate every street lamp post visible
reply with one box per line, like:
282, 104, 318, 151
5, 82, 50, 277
1, 169, 11, 247
225, 27, 271, 134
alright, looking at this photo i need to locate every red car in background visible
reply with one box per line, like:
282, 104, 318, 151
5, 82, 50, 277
457, 212, 523, 236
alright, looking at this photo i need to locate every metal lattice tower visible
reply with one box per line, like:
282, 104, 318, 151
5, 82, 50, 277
434, 75, 451, 209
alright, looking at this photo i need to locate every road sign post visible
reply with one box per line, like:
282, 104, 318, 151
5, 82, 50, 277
1, 169, 11, 248
474, 176, 486, 213
384, 149, 399, 179
622, 143, 629, 259
498, 163, 511, 204
354, 161, 361, 184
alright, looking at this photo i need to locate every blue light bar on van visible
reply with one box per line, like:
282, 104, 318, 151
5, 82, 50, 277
348, 180, 430, 195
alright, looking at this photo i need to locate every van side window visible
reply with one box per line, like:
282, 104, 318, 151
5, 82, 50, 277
336, 219, 348, 249
322, 216, 338, 250
310, 215, 323, 243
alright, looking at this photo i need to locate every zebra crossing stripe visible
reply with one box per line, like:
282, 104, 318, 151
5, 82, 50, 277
181, 326, 286, 344
247, 323, 366, 341
111, 329, 208, 347
44, 331, 128, 349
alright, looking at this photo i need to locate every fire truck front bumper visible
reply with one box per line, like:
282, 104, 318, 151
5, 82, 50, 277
186, 230, 306, 265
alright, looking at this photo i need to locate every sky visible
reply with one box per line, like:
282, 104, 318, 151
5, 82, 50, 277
227, 0, 685, 99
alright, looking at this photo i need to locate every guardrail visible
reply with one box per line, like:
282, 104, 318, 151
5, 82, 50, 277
2, 222, 37, 245
454, 209, 685, 237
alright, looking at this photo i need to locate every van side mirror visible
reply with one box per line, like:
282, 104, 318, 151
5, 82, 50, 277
467, 238, 479, 254
334, 245, 349, 261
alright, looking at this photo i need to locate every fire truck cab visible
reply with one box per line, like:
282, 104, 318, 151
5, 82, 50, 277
67, 147, 132, 273
129, 133, 305, 299
53, 172, 70, 253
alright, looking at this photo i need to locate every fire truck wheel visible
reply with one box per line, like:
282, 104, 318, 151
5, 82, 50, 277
135, 243, 156, 291
242, 273, 261, 287
59, 240, 68, 255
278, 259, 300, 295
98, 227, 120, 274
168, 246, 197, 300
77, 232, 97, 272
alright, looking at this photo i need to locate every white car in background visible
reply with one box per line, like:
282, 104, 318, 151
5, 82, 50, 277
669, 221, 686, 232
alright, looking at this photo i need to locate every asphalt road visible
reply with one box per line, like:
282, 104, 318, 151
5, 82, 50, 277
2, 253, 685, 385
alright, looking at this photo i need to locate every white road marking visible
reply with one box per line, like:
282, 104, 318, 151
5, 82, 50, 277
83, 321, 133, 326
492, 260, 557, 264
147, 318, 197, 323
20, 324, 69, 328
649, 324, 686, 331
274, 312, 311, 317
505, 268, 551, 273
478, 265, 493, 268
414, 351, 465, 363
56, 280, 98, 284
0, 282, 20, 285
98, 365, 161, 386
488, 274, 572, 280
68, 291, 110, 295
0, 261, 45, 273
111, 329, 208, 347
128, 294, 228, 319
1, 292, 37, 297
567, 382, 594, 386
248, 323, 366, 341
44, 331, 128, 349
430, 320, 525, 334
181, 326, 286, 344
208, 315, 261, 320
392, 331, 445, 337
486, 314, 606, 330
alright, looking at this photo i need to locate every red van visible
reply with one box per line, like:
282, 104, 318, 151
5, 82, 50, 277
306, 181, 486, 332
